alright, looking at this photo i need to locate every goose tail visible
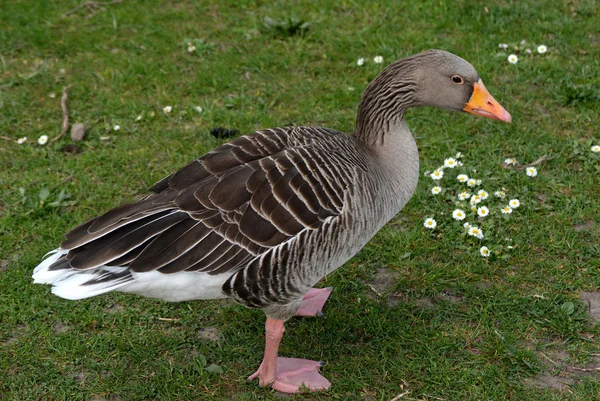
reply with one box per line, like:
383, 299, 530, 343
32, 248, 133, 300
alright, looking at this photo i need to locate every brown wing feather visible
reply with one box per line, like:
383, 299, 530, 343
57, 127, 355, 277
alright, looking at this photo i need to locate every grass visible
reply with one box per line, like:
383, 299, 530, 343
1, 0, 599, 400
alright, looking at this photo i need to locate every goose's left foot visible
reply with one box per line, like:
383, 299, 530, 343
249, 357, 331, 393
249, 319, 331, 393
295, 287, 333, 317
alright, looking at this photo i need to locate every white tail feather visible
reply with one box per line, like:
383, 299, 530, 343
50, 271, 131, 300
32, 248, 68, 283
32, 248, 131, 300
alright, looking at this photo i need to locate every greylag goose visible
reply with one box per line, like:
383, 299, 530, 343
33, 50, 511, 393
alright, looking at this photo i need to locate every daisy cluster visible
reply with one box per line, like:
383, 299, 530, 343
422, 153, 522, 258
498, 40, 548, 65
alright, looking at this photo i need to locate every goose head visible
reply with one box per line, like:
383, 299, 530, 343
409, 50, 511, 122
356, 50, 511, 142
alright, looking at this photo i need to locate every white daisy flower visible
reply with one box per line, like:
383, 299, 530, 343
113, 125, 120, 131
100, 135, 110, 141
537, 45, 547, 54
480, 246, 490, 257
17, 137, 27, 144
373, 55, 383, 64
477, 190, 489, 200
504, 158, 517, 165
356, 58, 365, 66
501, 205, 513, 214
457, 174, 469, 183
458, 161, 464, 166
163, 106, 173, 113
494, 190, 506, 199
430, 169, 444, 180
498, 43, 508, 49
508, 54, 518, 64
136, 115, 143, 121
455, 152, 462, 158
431, 186, 442, 195
509, 199, 520, 209
452, 209, 466, 221
195, 106, 203, 113
444, 158, 457, 168
458, 191, 470, 201
520, 39, 527, 45
187, 44, 196, 52
477, 206, 490, 217
470, 194, 482, 205
463, 222, 471, 229
468, 226, 484, 239
424, 218, 437, 229
591, 145, 600, 153
476, 179, 482, 186
507, 245, 514, 249
526, 166, 538, 177
525, 48, 532, 54
467, 178, 477, 187
37, 135, 48, 145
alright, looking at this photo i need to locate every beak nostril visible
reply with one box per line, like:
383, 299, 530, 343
486, 100, 493, 106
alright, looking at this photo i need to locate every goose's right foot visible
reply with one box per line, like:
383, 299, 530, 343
295, 287, 333, 317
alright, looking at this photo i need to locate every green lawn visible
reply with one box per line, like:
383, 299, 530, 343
1, 1, 599, 400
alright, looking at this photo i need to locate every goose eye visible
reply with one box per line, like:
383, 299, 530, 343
451, 75, 464, 84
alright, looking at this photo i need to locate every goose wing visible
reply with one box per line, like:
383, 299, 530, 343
58, 127, 359, 277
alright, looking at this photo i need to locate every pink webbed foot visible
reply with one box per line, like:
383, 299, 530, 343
248, 357, 331, 393
295, 287, 333, 317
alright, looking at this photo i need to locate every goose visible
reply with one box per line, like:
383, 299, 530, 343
33, 50, 511, 393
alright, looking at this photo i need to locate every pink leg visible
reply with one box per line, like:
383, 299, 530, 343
295, 287, 333, 317
248, 318, 331, 393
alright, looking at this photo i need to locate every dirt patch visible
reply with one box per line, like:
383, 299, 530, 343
573, 220, 595, 232
526, 373, 576, 390
68, 371, 86, 382
580, 292, 600, 323
0, 254, 19, 272
410, 291, 463, 310
107, 303, 124, 314
364, 267, 402, 306
198, 326, 221, 342
539, 349, 569, 368
438, 290, 463, 304
414, 296, 434, 310
2, 324, 26, 346
54, 322, 70, 333
527, 350, 600, 390
387, 291, 407, 307
475, 280, 492, 290
368, 268, 400, 295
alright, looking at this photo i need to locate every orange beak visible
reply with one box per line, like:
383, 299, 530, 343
463, 79, 512, 123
